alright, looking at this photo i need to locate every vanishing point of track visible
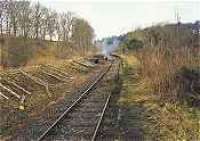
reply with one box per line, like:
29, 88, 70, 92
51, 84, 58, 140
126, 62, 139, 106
37, 60, 117, 141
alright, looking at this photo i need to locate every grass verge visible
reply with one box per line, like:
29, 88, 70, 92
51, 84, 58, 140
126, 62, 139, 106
118, 53, 200, 141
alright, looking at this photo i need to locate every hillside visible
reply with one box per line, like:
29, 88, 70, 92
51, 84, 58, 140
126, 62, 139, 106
0, 36, 96, 69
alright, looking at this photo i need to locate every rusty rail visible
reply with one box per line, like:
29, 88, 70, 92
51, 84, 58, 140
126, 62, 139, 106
37, 62, 113, 141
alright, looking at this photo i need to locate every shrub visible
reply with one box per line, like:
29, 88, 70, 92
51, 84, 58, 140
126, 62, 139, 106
126, 39, 143, 50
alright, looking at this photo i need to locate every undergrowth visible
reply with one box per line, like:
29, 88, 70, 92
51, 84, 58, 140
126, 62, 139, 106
0, 37, 96, 69
119, 52, 200, 141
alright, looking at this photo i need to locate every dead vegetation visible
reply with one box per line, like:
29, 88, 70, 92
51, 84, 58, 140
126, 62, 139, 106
0, 57, 100, 138
0, 58, 96, 109
119, 53, 199, 140
0, 37, 97, 69
136, 46, 200, 105
119, 22, 200, 141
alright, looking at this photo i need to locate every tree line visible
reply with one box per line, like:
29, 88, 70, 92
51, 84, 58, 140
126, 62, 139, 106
0, 0, 94, 49
121, 21, 199, 52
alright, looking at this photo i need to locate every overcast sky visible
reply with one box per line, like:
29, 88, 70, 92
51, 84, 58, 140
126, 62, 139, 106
30, 0, 200, 39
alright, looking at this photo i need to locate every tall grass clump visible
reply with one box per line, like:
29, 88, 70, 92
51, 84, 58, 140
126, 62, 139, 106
136, 46, 199, 103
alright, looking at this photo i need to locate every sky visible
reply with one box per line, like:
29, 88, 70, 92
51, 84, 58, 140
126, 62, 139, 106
30, 0, 200, 39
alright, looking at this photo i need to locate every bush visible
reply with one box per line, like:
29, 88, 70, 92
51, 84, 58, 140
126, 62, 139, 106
122, 38, 143, 52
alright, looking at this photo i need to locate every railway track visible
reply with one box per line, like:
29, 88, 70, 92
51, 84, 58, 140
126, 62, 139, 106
36, 59, 120, 141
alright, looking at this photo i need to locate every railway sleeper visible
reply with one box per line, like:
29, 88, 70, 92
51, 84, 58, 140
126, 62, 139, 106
0, 91, 9, 100
69, 112, 101, 119
43, 65, 72, 77
40, 70, 68, 83
80, 99, 106, 106
40, 66, 70, 80
19, 70, 52, 97
0, 82, 21, 99
1, 80, 31, 96
63, 122, 97, 127
73, 108, 102, 113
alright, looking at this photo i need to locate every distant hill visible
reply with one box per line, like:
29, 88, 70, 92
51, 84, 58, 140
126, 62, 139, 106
119, 21, 199, 51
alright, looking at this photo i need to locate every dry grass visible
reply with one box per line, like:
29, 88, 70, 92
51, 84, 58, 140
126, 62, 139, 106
136, 47, 200, 140
119, 48, 200, 141
120, 53, 140, 67
136, 46, 200, 102
0, 57, 97, 138
0, 37, 97, 69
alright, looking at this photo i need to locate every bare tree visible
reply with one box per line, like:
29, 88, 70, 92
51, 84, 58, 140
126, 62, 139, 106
33, 2, 42, 39
9, 1, 20, 36
0, 1, 6, 35
4, 0, 11, 35
18, 0, 31, 38
72, 18, 94, 51
40, 7, 48, 40
46, 10, 57, 41
0, 0, 94, 46
60, 13, 68, 41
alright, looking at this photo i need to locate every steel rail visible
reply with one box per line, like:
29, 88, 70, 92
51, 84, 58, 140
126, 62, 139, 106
91, 59, 119, 141
91, 92, 112, 141
37, 63, 112, 141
